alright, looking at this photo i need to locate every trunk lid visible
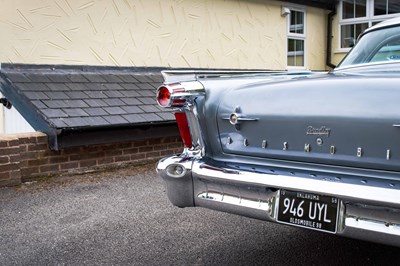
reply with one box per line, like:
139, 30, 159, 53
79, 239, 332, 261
216, 74, 400, 172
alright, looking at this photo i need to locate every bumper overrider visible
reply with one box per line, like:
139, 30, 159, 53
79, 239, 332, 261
157, 154, 400, 247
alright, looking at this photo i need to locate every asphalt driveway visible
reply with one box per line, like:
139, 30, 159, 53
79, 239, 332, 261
0, 163, 398, 265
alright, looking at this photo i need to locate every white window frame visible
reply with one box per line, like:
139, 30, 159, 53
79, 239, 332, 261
286, 6, 307, 70
338, 0, 400, 52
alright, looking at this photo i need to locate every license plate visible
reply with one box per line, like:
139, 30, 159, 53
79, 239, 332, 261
277, 190, 339, 233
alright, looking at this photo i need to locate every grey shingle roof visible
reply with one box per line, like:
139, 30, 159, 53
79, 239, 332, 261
0, 64, 179, 150
0, 64, 175, 130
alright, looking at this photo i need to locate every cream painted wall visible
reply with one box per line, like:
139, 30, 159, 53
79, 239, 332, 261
306, 6, 328, 71
0, 0, 328, 70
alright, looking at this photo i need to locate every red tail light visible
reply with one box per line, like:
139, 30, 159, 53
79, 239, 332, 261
175, 112, 192, 148
157, 84, 188, 108
157, 86, 171, 107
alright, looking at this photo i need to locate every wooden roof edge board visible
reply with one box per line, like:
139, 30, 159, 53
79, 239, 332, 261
55, 122, 179, 150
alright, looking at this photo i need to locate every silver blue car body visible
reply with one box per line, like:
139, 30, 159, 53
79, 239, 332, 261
156, 17, 400, 246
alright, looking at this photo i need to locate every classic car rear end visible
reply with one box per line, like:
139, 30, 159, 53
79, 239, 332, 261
156, 18, 400, 246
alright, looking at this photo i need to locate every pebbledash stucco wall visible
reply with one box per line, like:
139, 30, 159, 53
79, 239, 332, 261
0, 0, 328, 71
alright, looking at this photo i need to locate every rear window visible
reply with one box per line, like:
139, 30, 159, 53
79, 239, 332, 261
370, 40, 400, 62
338, 25, 400, 68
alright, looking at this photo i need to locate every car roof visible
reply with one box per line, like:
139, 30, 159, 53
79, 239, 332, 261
364, 16, 400, 34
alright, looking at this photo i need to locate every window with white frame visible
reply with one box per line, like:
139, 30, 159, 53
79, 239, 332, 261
339, 0, 400, 49
287, 9, 306, 68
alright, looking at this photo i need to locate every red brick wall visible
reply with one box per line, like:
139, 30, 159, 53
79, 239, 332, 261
0, 132, 183, 187
0, 135, 21, 187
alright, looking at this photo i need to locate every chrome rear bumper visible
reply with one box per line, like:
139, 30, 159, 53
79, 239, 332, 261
157, 155, 400, 247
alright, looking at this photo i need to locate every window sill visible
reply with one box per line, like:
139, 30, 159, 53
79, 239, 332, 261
334, 49, 350, 54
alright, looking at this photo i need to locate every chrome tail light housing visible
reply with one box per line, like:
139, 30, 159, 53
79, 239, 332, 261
156, 81, 205, 150
156, 82, 205, 108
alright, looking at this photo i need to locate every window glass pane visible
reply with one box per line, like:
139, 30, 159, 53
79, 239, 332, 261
290, 10, 304, 34
355, 0, 367, 17
374, 0, 387, 15
370, 38, 400, 62
388, 1, 400, 14
375, 0, 400, 15
355, 23, 368, 36
342, 0, 366, 19
288, 39, 304, 67
341, 24, 355, 47
341, 23, 368, 48
343, 0, 355, 19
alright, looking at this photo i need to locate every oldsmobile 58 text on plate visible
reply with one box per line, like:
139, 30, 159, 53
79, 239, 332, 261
156, 17, 400, 246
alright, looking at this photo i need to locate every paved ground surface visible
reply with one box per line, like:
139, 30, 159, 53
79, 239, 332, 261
0, 163, 399, 266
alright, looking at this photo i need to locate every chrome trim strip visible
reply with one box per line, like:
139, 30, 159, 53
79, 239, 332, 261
345, 217, 400, 236
161, 70, 285, 84
193, 162, 400, 206
334, 60, 400, 71
197, 192, 271, 212
185, 103, 204, 153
